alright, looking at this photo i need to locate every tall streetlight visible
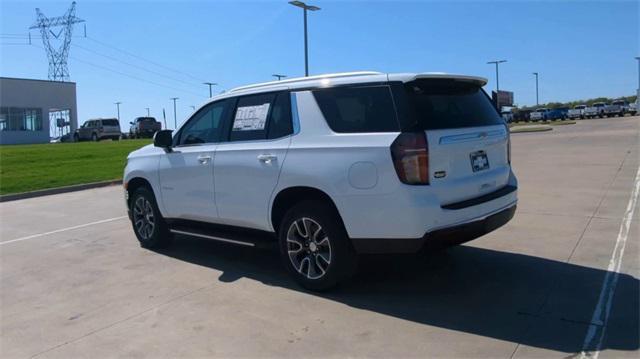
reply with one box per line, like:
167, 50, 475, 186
272, 74, 287, 81
114, 102, 122, 122
203, 82, 217, 97
532, 72, 539, 106
145, 107, 150, 117
170, 97, 179, 129
289, 1, 320, 77
487, 60, 507, 94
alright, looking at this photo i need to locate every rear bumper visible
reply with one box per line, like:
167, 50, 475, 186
351, 204, 516, 254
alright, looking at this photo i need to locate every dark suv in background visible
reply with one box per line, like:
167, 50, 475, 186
129, 117, 162, 138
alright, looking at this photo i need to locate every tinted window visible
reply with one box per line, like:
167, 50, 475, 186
178, 100, 228, 146
267, 93, 293, 139
137, 117, 156, 123
230, 93, 275, 141
313, 86, 399, 133
102, 119, 120, 126
404, 79, 503, 130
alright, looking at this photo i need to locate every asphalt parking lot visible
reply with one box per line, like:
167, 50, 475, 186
1, 117, 638, 358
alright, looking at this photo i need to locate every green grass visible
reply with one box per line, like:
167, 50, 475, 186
509, 120, 576, 127
0, 139, 151, 195
510, 125, 553, 133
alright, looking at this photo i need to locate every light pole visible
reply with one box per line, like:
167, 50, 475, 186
203, 82, 217, 97
170, 97, 179, 129
114, 102, 122, 122
487, 60, 507, 94
272, 74, 287, 81
145, 107, 150, 117
635, 57, 640, 104
532, 72, 539, 106
289, 1, 320, 77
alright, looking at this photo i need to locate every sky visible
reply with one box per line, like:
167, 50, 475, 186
1, 0, 638, 131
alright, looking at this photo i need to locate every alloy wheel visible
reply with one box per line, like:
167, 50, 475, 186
286, 217, 332, 280
133, 197, 155, 240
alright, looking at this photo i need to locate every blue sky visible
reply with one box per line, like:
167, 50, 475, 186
1, 0, 638, 130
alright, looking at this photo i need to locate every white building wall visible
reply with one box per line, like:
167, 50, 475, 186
0, 77, 78, 145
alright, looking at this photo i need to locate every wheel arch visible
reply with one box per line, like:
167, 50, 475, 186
270, 186, 345, 235
126, 177, 155, 209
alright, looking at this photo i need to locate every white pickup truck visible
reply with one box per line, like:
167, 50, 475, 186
604, 100, 627, 117
584, 102, 606, 118
629, 102, 637, 116
567, 105, 586, 119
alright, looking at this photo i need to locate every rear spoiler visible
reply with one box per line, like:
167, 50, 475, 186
389, 73, 488, 87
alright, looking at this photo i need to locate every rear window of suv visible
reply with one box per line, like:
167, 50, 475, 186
312, 85, 399, 133
403, 79, 504, 130
101, 119, 120, 126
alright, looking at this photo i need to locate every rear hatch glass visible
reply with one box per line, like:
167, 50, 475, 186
402, 79, 504, 130
101, 119, 120, 127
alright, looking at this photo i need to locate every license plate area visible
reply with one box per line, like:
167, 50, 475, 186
470, 150, 490, 172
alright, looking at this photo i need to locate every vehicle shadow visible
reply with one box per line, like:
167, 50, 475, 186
154, 236, 639, 355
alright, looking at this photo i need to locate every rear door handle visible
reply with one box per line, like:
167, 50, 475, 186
197, 155, 212, 164
257, 154, 277, 164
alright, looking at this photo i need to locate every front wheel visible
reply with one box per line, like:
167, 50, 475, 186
130, 187, 172, 248
279, 201, 357, 291
91, 133, 98, 141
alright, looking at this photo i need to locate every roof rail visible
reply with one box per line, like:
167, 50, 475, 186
229, 71, 383, 93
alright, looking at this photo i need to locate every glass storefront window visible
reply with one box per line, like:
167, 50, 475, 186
0, 107, 43, 131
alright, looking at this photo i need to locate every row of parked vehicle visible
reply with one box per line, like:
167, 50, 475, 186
508, 100, 637, 123
72, 117, 162, 141
570, 100, 637, 119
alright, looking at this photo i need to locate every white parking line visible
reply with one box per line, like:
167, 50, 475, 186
579, 164, 640, 359
0, 216, 128, 245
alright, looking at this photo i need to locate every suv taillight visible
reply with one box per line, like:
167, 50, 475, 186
390, 132, 429, 185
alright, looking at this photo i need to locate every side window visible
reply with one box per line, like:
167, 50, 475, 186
312, 86, 399, 133
267, 93, 293, 139
230, 93, 275, 142
177, 100, 228, 146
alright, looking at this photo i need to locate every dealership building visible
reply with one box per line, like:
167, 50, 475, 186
0, 77, 78, 145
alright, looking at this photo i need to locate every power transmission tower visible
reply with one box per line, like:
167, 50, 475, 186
29, 1, 84, 82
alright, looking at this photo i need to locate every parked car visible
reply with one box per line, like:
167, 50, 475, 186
584, 102, 606, 118
501, 110, 514, 123
123, 71, 518, 290
129, 117, 162, 138
529, 108, 550, 121
74, 118, 121, 141
605, 100, 628, 117
548, 107, 568, 120
629, 101, 637, 116
567, 105, 587, 119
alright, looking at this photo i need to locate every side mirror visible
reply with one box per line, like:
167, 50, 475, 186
154, 130, 173, 151
129, 122, 134, 125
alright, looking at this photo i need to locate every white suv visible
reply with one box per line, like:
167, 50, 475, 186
124, 72, 518, 290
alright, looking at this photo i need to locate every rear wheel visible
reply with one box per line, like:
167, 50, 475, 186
130, 187, 172, 248
74, 133, 80, 142
91, 133, 98, 141
278, 201, 357, 291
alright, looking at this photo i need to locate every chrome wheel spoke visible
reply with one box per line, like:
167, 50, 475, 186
132, 197, 155, 240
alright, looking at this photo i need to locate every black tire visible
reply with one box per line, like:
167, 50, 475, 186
113, 136, 120, 141
278, 200, 357, 291
74, 133, 80, 142
129, 187, 172, 249
91, 133, 98, 141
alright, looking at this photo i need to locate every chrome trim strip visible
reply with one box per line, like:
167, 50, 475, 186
439, 128, 507, 145
170, 229, 255, 247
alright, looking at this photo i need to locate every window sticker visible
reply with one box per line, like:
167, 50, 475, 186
233, 103, 270, 131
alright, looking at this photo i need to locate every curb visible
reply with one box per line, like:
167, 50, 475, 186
0, 180, 122, 203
